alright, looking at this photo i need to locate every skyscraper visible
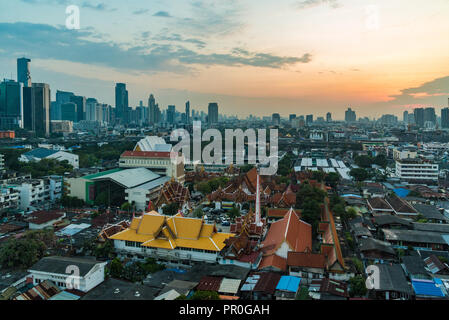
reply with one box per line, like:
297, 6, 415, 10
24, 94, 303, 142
60, 102, 77, 122
167, 105, 176, 124
86, 98, 98, 121
441, 107, 449, 129
148, 94, 160, 125
424, 107, 436, 126
208, 102, 218, 125
70, 95, 86, 122
403, 110, 408, 123
326, 112, 332, 122
414, 108, 424, 127
0, 79, 23, 130
289, 114, 296, 122
306, 114, 313, 125
272, 113, 280, 126
115, 83, 129, 124
185, 101, 190, 124
52, 90, 74, 121
17, 57, 31, 87
345, 108, 356, 122
31, 83, 51, 137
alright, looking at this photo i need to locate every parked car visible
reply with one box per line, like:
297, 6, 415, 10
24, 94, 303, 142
222, 221, 230, 226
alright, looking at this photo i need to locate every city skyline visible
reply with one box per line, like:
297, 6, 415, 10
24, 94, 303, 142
1, 0, 449, 119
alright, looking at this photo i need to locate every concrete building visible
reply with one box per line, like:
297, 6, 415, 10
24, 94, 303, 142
51, 120, 73, 134
0, 185, 20, 213
12, 179, 46, 211
395, 159, 439, 182
67, 168, 167, 207
119, 151, 185, 183
28, 256, 107, 293
125, 175, 170, 211
393, 147, 418, 161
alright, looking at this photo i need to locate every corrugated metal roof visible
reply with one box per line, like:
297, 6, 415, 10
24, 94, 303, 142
91, 168, 160, 188
218, 278, 241, 295
49, 291, 81, 300
275, 276, 301, 293
24, 148, 59, 159
412, 279, 445, 297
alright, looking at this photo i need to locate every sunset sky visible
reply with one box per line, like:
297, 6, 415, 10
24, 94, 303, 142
1, 0, 449, 119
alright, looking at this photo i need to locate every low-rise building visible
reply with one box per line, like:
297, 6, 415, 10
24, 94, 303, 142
12, 179, 46, 211
26, 210, 66, 230
28, 256, 107, 293
119, 151, 185, 183
109, 211, 234, 266
395, 159, 438, 182
0, 185, 19, 213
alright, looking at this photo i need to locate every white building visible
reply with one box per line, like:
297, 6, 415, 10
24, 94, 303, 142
119, 151, 185, 183
12, 179, 46, 211
28, 256, 107, 293
110, 212, 233, 266
10, 177, 63, 212
393, 148, 418, 161
395, 159, 439, 182
134, 136, 171, 152
0, 185, 20, 212
19, 148, 79, 169
45, 175, 63, 202
125, 176, 170, 211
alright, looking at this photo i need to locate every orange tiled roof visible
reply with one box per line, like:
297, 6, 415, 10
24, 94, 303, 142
121, 150, 171, 158
258, 254, 287, 271
262, 208, 312, 256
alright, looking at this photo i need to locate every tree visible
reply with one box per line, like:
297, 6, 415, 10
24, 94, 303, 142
354, 155, 373, 168
193, 207, 204, 218
121, 202, 132, 212
352, 257, 364, 274
0, 229, 56, 269
228, 206, 241, 220
349, 168, 370, 182
190, 291, 220, 300
94, 240, 114, 259
162, 202, 179, 216
349, 276, 367, 297
373, 154, 387, 168
342, 207, 358, 221
109, 258, 123, 278
196, 181, 212, 195
325, 172, 340, 188
94, 191, 109, 207
296, 182, 326, 234
332, 203, 346, 217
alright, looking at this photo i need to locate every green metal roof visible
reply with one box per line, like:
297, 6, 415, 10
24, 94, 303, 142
83, 168, 123, 180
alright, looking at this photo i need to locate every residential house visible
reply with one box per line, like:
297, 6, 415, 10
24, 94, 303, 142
368, 264, 413, 300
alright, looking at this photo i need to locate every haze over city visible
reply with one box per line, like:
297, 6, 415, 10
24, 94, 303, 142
1, 0, 449, 119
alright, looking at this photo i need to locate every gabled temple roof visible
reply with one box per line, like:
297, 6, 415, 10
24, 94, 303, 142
109, 211, 233, 251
